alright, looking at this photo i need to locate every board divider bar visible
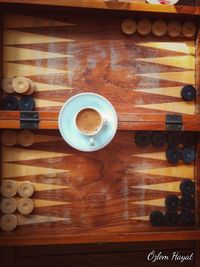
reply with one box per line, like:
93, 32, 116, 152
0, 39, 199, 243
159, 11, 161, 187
0, 112, 200, 130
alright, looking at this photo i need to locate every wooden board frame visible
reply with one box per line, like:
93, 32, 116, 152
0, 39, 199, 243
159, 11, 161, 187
0, 2, 200, 247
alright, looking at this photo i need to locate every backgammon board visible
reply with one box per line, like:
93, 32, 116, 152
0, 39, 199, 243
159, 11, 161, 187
0, 130, 196, 243
0, 1, 200, 246
2, 13, 196, 114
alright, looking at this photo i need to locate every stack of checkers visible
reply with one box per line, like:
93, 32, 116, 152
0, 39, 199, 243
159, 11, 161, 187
121, 18, 197, 38
135, 131, 197, 164
135, 131, 167, 148
0, 180, 35, 232
150, 179, 195, 227
1, 129, 34, 147
1, 77, 35, 111
166, 132, 197, 164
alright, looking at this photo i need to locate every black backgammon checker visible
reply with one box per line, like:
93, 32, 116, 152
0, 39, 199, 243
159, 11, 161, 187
181, 147, 195, 164
2, 95, 18, 110
181, 85, 196, 101
166, 147, 181, 164
151, 131, 166, 147
180, 179, 195, 196
150, 211, 165, 227
180, 195, 195, 211
182, 132, 197, 147
165, 195, 179, 211
19, 96, 35, 111
165, 211, 180, 226
180, 211, 195, 226
167, 132, 182, 147
135, 131, 151, 147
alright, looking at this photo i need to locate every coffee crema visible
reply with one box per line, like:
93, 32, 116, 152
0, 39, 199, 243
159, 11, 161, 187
76, 108, 102, 135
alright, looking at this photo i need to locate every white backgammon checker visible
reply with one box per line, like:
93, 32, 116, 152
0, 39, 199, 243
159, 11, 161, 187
0, 214, 17, 232
137, 19, 152, 36
152, 20, 168, 37
121, 19, 137, 35
1, 198, 17, 214
182, 21, 197, 38
1, 180, 18, 198
2, 78, 14, 94
17, 130, 34, 147
167, 20, 182, 37
18, 181, 34, 198
17, 198, 34, 215
1, 130, 18, 147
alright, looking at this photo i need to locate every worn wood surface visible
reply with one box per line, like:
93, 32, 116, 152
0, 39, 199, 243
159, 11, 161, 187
0, 129, 197, 246
2, 13, 196, 115
0, 7, 200, 247
0, 0, 199, 16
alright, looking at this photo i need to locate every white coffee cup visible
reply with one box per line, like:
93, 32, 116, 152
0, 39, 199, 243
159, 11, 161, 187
75, 107, 107, 146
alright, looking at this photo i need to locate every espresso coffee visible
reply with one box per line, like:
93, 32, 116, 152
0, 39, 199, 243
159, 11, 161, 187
76, 108, 102, 135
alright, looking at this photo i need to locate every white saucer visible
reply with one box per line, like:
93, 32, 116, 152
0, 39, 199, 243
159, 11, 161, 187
146, 0, 179, 4
58, 93, 118, 152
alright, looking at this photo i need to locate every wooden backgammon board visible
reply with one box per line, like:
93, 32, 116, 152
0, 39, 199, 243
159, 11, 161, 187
0, 0, 200, 247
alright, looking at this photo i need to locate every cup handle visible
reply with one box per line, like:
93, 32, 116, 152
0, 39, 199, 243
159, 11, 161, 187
103, 117, 108, 126
89, 136, 94, 146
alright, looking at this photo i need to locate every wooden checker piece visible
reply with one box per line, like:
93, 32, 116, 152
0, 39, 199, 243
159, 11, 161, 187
2, 95, 19, 110
1, 130, 18, 146
12, 76, 30, 94
18, 130, 34, 147
135, 131, 151, 147
181, 85, 196, 101
152, 20, 167, 37
1, 77, 14, 94
18, 181, 34, 198
1, 180, 18, 198
165, 211, 180, 226
150, 211, 165, 227
1, 197, 17, 214
167, 20, 182, 38
0, 214, 17, 232
18, 198, 34, 215
165, 195, 179, 211
180, 179, 195, 196
19, 96, 35, 111
24, 80, 36, 95
182, 21, 197, 38
181, 147, 195, 164
137, 19, 152, 36
180, 211, 194, 226
121, 19, 136, 35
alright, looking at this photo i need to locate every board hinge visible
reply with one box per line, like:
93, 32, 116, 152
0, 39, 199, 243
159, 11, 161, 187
20, 111, 40, 129
166, 114, 182, 131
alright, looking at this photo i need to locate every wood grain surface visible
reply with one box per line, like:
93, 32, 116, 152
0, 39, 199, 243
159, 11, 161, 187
0, 0, 199, 16
0, 130, 197, 245
2, 13, 197, 115
1, 8, 200, 247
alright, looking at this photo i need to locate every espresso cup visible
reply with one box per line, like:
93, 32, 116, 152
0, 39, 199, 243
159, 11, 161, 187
75, 107, 106, 146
